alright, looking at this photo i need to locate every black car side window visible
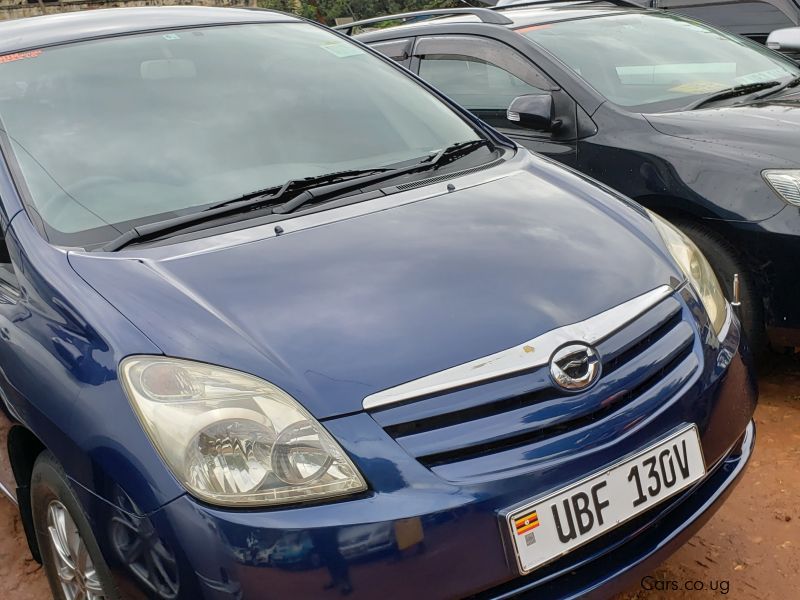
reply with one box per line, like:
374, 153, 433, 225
413, 35, 555, 114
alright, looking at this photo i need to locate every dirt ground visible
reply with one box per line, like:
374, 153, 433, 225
617, 355, 800, 600
0, 357, 797, 600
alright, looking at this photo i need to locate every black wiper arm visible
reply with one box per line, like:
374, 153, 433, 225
100, 168, 393, 251
272, 139, 493, 215
101, 139, 494, 251
684, 81, 782, 110
203, 167, 392, 213
752, 74, 800, 100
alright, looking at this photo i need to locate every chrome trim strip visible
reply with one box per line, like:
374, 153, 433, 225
363, 285, 675, 410
0, 480, 17, 504
716, 302, 733, 343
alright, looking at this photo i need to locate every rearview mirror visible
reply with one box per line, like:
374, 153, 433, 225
507, 94, 560, 132
767, 27, 800, 53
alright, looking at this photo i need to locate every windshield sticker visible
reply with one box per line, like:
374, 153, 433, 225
669, 81, 728, 94
516, 24, 552, 34
320, 41, 364, 58
163, 33, 181, 41
0, 50, 42, 64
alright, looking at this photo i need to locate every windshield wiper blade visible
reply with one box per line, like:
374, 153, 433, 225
101, 139, 494, 251
684, 81, 782, 110
752, 75, 800, 100
100, 168, 396, 251
272, 139, 493, 215
203, 167, 393, 214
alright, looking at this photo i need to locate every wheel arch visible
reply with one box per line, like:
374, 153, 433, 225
8, 425, 46, 562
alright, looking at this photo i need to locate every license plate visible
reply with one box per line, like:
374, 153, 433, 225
504, 424, 705, 574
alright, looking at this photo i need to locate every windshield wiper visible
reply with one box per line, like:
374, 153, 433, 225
752, 74, 800, 100
271, 139, 492, 215
101, 139, 494, 251
100, 168, 392, 251
684, 81, 782, 110
202, 167, 393, 214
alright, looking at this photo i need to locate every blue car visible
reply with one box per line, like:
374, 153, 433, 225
0, 7, 756, 600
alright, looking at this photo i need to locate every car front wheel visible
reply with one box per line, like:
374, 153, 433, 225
31, 451, 119, 600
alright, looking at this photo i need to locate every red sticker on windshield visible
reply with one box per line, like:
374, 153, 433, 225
0, 50, 42, 64
516, 25, 552, 33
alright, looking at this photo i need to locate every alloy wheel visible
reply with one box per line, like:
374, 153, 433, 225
46, 500, 107, 600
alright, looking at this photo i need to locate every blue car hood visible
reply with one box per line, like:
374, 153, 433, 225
69, 156, 681, 419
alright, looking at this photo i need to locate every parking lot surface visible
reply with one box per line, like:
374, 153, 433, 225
0, 358, 796, 600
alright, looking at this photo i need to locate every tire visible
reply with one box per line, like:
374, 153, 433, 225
673, 220, 766, 356
31, 451, 120, 600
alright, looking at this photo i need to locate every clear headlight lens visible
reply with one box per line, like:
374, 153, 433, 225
762, 169, 800, 206
119, 357, 367, 507
648, 211, 728, 337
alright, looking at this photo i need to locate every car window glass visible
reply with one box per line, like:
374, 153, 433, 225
522, 11, 800, 111
674, 2, 795, 36
0, 23, 480, 248
419, 54, 548, 111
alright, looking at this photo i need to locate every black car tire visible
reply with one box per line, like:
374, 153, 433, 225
674, 220, 766, 355
31, 450, 120, 600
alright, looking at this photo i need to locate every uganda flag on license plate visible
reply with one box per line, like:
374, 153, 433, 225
514, 510, 540, 536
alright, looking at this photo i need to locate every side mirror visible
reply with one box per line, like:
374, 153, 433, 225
767, 27, 800, 53
507, 94, 560, 132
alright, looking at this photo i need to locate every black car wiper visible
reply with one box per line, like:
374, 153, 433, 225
100, 168, 393, 251
684, 81, 782, 110
101, 139, 494, 251
752, 74, 800, 100
202, 167, 393, 214
271, 139, 493, 215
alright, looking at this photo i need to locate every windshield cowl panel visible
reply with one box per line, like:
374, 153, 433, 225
522, 12, 800, 113
0, 22, 485, 248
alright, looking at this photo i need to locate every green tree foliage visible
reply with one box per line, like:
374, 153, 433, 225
257, 0, 465, 26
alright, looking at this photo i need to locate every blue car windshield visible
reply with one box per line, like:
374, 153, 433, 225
522, 11, 800, 111
0, 23, 480, 246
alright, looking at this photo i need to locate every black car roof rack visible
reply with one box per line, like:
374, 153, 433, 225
332, 8, 514, 35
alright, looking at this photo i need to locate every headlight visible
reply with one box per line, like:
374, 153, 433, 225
648, 211, 728, 337
763, 169, 800, 206
119, 357, 367, 507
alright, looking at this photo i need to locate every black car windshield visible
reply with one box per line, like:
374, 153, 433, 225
0, 23, 482, 246
521, 12, 800, 112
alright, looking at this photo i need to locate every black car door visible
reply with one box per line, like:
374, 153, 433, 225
406, 35, 579, 165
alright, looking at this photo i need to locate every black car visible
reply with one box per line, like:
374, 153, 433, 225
345, 2, 800, 351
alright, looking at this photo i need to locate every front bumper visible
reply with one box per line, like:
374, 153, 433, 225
123, 418, 755, 600
90, 297, 757, 600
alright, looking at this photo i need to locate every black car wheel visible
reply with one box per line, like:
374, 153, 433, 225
675, 220, 766, 355
31, 451, 119, 600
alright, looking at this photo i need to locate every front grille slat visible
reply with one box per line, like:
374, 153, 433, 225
369, 292, 701, 478
393, 320, 694, 460
597, 296, 682, 371
431, 351, 700, 481
372, 370, 553, 429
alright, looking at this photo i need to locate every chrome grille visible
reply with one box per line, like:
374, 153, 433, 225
369, 293, 699, 477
